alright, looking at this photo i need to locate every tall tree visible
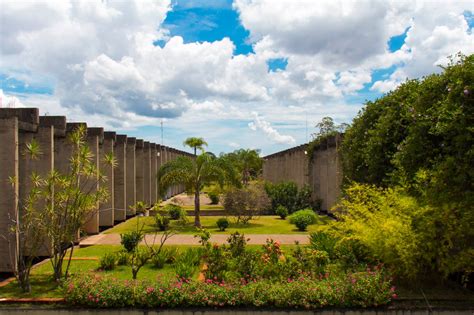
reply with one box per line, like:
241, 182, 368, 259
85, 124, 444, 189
158, 153, 237, 227
183, 137, 208, 156
221, 149, 263, 186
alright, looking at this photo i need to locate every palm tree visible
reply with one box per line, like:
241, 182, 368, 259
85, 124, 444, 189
158, 153, 237, 227
183, 137, 208, 156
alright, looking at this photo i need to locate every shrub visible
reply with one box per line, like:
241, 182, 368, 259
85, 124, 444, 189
174, 261, 195, 280
151, 251, 167, 269
208, 191, 220, 205
115, 251, 129, 266
288, 209, 318, 231
120, 231, 143, 253
329, 183, 427, 279
227, 232, 248, 258
309, 231, 337, 257
64, 270, 394, 308
223, 182, 270, 224
155, 214, 170, 231
216, 217, 229, 231
275, 205, 288, 219
164, 247, 179, 264
98, 252, 116, 271
177, 248, 202, 267
265, 182, 316, 213
163, 204, 186, 220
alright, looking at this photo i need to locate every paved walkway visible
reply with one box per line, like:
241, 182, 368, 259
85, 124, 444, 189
80, 233, 309, 247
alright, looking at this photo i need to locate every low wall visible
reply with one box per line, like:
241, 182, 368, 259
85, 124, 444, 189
0, 308, 471, 315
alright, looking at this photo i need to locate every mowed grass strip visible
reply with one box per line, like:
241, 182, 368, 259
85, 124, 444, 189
105, 215, 329, 234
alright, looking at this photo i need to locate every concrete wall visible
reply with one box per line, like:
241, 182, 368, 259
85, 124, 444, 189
0, 108, 191, 272
263, 135, 343, 212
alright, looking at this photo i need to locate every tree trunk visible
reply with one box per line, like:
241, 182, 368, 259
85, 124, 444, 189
194, 188, 201, 227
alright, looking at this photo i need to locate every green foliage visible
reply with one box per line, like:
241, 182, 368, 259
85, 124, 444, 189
154, 214, 170, 231
174, 261, 195, 280
183, 137, 208, 155
265, 182, 316, 213
130, 201, 148, 215
223, 181, 270, 224
216, 217, 229, 231
98, 252, 116, 271
219, 149, 263, 185
341, 53, 473, 202
207, 191, 220, 204
338, 54, 474, 280
65, 271, 394, 309
163, 204, 186, 220
288, 209, 318, 231
329, 183, 442, 279
115, 251, 129, 266
226, 232, 248, 258
151, 251, 167, 269
120, 231, 143, 253
309, 231, 337, 257
275, 205, 288, 219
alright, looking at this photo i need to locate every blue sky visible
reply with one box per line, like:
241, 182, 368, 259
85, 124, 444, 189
1, 1, 473, 155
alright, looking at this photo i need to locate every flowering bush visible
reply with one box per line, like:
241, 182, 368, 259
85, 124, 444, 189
64, 269, 394, 308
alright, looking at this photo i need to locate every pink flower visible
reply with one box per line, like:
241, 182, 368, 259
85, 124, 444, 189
392, 294, 398, 299
146, 287, 155, 294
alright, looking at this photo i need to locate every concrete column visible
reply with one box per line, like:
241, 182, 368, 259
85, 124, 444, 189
99, 132, 115, 228
135, 139, 145, 206
19, 114, 53, 257
0, 116, 18, 272
143, 141, 151, 206
126, 137, 136, 216
156, 144, 163, 199
114, 135, 127, 222
82, 127, 102, 234
150, 143, 157, 205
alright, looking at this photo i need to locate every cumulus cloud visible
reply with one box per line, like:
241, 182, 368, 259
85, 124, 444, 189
1, 0, 473, 153
248, 112, 295, 145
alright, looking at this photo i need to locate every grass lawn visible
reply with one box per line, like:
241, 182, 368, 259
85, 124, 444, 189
0, 245, 198, 299
181, 204, 223, 211
104, 215, 329, 234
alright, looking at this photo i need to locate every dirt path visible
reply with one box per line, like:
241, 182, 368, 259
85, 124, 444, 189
80, 233, 309, 247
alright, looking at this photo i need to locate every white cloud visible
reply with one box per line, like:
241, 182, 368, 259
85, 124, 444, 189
248, 112, 296, 145
0, 89, 24, 108
1, 0, 473, 153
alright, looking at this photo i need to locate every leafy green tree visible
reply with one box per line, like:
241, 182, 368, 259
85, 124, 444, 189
312, 116, 338, 139
339, 53, 474, 280
221, 149, 263, 185
183, 137, 208, 156
158, 153, 238, 227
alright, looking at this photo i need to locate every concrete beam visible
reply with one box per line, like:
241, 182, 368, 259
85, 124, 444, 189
0, 108, 38, 132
